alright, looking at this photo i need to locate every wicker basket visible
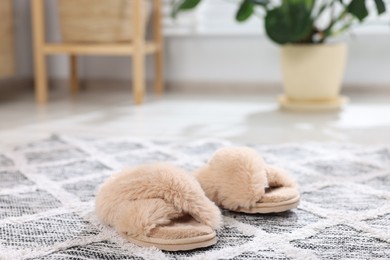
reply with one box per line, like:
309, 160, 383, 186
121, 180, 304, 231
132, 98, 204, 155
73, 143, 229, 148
58, 0, 152, 43
0, 0, 15, 78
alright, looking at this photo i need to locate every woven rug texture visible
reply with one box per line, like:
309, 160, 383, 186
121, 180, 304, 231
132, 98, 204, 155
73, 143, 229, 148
0, 135, 389, 259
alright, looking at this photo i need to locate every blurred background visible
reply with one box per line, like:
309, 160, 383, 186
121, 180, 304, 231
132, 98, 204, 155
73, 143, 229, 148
1, 0, 390, 146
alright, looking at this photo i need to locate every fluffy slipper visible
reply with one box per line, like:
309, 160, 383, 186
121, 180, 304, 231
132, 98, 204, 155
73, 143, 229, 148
195, 147, 300, 214
95, 163, 222, 251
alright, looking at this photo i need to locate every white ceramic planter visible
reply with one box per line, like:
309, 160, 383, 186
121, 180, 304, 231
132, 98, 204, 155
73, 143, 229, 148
281, 43, 348, 101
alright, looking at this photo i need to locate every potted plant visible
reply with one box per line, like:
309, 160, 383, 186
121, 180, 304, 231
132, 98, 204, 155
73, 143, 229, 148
171, 0, 387, 109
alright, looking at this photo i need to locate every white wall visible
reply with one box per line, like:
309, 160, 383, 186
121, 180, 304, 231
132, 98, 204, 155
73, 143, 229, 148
10, 0, 390, 86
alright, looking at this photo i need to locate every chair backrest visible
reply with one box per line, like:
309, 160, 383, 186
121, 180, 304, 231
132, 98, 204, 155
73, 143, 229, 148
58, 0, 152, 43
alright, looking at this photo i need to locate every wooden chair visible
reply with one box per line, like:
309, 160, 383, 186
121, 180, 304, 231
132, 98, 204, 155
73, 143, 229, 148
0, 0, 15, 79
31, 0, 164, 105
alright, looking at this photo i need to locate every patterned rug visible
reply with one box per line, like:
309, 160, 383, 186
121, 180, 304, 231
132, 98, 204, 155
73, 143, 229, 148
1, 135, 390, 260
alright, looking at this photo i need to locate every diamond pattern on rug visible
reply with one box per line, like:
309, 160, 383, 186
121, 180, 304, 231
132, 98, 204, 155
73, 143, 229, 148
62, 176, 108, 202
165, 248, 211, 260
362, 173, 390, 192
1, 136, 390, 260
94, 141, 147, 154
0, 190, 61, 219
365, 214, 390, 234
171, 141, 227, 160
0, 170, 34, 189
25, 148, 87, 165
226, 209, 322, 234
354, 148, 390, 165
114, 150, 178, 166
230, 248, 290, 260
256, 145, 323, 163
36, 160, 111, 181
302, 185, 388, 211
0, 213, 99, 249
304, 159, 382, 177
291, 224, 390, 259
216, 225, 254, 247
13, 136, 66, 151
279, 166, 323, 186
36, 241, 144, 260
0, 154, 14, 167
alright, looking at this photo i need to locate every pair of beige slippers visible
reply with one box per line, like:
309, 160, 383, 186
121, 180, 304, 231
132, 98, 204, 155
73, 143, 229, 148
95, 147, 300, 251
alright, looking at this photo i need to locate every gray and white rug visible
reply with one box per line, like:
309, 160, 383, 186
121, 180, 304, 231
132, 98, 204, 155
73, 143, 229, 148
0, 135, 390, 259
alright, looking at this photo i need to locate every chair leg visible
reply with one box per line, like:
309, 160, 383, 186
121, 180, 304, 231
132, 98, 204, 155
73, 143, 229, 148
70, 55, 80, 94
133, 51, 145, 105
32, 0, 48, 104
153, 0, 164, 95
34, 52, 48, 104
154, 48, 164, 95
132, 0, 145, 105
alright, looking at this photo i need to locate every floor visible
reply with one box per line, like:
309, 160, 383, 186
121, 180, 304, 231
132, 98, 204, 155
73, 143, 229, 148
0, 83, 390, 148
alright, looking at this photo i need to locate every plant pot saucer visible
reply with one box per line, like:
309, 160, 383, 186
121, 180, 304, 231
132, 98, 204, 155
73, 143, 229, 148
278, 95, 349, 111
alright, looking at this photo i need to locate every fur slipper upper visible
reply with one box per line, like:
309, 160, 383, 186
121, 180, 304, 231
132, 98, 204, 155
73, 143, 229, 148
195, 147, 300, 213
96, 163, 222, 251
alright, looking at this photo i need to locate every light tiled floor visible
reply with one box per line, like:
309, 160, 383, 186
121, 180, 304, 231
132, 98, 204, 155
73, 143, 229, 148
0, 84, 389, 147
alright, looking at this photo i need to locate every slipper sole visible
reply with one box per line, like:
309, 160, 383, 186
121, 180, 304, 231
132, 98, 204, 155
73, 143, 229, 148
125, 232, 217, 251
237, 196, 300, 214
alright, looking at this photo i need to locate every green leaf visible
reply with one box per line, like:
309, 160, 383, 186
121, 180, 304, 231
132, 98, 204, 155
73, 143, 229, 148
249, 0, 269, 6
171, 0, 202, 18
288, 0, 314, 9
265, 8, 292, 44
177, 0, 201, 10
265, 3, 313, 44
374, 0, 386, 15
236, 0, 254, 22
347, 0, 368, 21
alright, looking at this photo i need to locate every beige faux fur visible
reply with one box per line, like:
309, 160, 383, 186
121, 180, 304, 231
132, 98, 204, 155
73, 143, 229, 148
195, 147, 268, 211
195, 147, 299, 211
95, 163, 222, 240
